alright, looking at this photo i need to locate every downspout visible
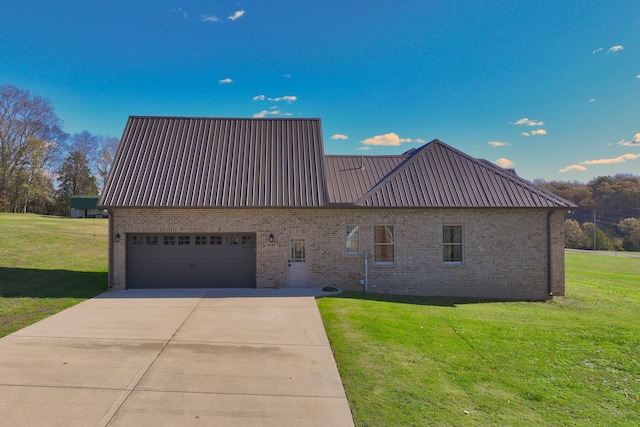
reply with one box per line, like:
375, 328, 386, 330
364, 249, 369, 293
547, 210, 553, 297
108, 209, 114, 290
361, 249, 371, 294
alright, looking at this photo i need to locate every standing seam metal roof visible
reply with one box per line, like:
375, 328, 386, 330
349, 140, 574, 208
99, 117, 327, 207
99, 117, 575, 209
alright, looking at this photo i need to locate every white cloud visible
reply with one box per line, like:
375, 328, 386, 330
531, 129, 547, 136
331, 134, 348, 140
218, 78, 233, 84
582, 153, 640, 165
607, 45, 623, 54
588, 98, 596, 103
488, 141, 510, 147
228, 9, 245, 21
637, 75, 640, 79
356, 146, 371, 151
618, 133, 640, 147
560, 150, 640, 172
282, 74, 292, 79
514, 118, 544, 126
255, 95, 298, 103
361, 132, 418, 146
172, 8, 188, 18
494, 158, 514, 168
415, 138, 426, 143
201, 14, 219, 22
520, 132, 530, 137
253, 110, 276, 118
559, 164, 587, 173
592, 47, 603, 54
253, 109, 292, 118
268, 96, 297, 103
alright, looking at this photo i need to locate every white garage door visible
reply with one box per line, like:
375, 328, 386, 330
127, 234, 256, 289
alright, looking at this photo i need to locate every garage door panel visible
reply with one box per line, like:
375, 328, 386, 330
127, 234, 256, 289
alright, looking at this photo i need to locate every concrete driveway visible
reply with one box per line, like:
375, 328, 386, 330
0, 288, 354, 426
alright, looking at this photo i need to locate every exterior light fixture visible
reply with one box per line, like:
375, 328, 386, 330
269, 233, 274, 242
114, 233, 120, 242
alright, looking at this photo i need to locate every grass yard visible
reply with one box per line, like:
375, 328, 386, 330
0, 213, 108, 336
318, 253, 640, 426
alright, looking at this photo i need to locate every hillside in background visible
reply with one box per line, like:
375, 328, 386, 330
535, 174, 640, 251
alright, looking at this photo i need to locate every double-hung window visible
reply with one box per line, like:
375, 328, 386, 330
374, 225, 395, 263
443, 225, 463, 263
345, 226, 359, 255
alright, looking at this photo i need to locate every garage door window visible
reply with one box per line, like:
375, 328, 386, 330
132, 235, 144, 245
242, 235, 255, 246
195, 236, 207, 245
210, 235, 222, 245
178, 236, 190, 245
145, 235, 158, 245
164, 236, 175, 245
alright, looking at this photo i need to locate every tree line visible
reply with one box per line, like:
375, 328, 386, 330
0, 84, 118, 216
535, 176, 640, 251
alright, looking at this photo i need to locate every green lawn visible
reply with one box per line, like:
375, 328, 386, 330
0, 213, 108, 336
318, 253, 640, 426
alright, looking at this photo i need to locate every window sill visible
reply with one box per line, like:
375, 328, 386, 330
443, 261, 463, 266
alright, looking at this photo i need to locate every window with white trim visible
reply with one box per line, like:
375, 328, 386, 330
345, 226, 359, 255
443, 225, 463, 263
374, 225, 394, 263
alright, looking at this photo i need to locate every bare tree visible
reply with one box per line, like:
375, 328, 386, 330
96, 136, 120, 193
0, 84, 64, 212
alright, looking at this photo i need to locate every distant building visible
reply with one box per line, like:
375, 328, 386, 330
99, 116, 575, 300
71, 195, 106, 218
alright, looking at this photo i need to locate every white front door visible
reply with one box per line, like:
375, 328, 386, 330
288, 236, 308, 287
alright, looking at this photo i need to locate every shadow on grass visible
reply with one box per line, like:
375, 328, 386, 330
0, 267, 107, 298
328, 290, 518, 307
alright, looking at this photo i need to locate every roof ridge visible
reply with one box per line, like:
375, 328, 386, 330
127, 116, 322, 122
324, 153, 410, 158
353, 140, 434, 205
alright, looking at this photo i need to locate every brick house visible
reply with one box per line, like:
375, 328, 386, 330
98, 117, 574, 300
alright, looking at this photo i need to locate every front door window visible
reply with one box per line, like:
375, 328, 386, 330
290, 238, 306, 262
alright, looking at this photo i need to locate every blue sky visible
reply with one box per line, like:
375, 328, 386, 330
1, 1, 638, 182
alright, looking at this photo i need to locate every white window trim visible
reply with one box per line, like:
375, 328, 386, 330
374, 224, 395, 264
442, 224, 463, 265
345, 225, 360, 256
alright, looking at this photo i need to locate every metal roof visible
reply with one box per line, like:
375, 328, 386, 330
99, 117, 327, 207
99, 117, 574, 209
351, 140, 575, 208
324, 155, 408, 204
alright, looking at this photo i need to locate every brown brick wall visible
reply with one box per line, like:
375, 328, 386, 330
107, 207, 566, 300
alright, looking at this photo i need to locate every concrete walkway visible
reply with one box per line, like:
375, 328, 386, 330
0, 288, 354, 426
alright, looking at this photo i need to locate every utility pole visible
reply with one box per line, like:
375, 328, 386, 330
593, 210, 597, 251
